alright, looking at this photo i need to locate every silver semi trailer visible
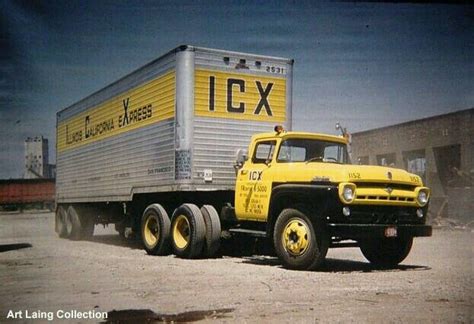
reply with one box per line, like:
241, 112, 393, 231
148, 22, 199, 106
56, 45, 293, 255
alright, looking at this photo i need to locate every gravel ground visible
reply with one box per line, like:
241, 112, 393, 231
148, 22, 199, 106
0, 211, 472, 323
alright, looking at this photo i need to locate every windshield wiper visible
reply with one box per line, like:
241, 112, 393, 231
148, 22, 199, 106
305, 156, 323, 164
305, 157, 342, 164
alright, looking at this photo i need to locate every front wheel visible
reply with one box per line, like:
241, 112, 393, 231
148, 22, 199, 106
359, 237, 413, 268
273, 208, 329, 271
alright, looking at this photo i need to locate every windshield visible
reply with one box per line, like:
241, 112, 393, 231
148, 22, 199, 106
277, 138, 350, 164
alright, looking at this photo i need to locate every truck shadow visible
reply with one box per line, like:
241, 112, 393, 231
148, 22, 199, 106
241, 255, 431, 273
83, 235, 431, 273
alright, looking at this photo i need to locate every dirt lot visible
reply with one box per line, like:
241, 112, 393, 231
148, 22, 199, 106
0, 211, 472, 323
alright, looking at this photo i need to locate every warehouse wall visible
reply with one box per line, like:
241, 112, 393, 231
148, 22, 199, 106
351, 108, 473, 220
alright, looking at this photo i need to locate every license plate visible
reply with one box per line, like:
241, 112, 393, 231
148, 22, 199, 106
384, 227, 398, 238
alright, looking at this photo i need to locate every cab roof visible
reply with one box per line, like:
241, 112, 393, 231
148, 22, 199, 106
251, 131, 348, 144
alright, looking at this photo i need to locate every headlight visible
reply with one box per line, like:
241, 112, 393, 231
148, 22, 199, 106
417, 190, 428, 206
339, 183, 356, 203
343, 186, 354, 202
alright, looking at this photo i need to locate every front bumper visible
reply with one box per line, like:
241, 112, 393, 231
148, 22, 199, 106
327, 223, 432, 239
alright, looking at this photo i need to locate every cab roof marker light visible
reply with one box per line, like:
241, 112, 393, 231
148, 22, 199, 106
274, 125, 285, 134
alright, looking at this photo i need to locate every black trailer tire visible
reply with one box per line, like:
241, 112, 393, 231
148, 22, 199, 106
66, 205, 83, 241
79, 206, 95, 240
171, 203, 206, 259
56, 206, 68, 238
141, 204, 171, 255
201, 205, 221, 257
359, 237, 413, 268
273, 208, 329, 271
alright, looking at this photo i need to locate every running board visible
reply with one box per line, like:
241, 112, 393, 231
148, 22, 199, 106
228, 228, 267, 238
330, 242, 359, 248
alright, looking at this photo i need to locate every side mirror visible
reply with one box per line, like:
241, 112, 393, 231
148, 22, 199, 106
234, 149, 248, 172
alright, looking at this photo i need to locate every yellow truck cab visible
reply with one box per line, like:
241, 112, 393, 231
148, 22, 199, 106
232, 126, 431, 270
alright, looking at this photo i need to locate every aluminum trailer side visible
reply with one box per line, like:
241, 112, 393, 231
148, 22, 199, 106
55, 45, 293, 239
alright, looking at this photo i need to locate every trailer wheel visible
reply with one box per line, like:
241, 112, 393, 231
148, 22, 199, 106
201, 205, 221, 257
273, 208, 329, 271
359, 237, 413, 268
171, 204, 206, 258
66, 205, 84, 241
55, 206, 68, 238
80, 207, 95, 240
141, 204, 171, 255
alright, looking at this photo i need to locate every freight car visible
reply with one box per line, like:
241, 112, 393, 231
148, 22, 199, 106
0, 179, 55, 211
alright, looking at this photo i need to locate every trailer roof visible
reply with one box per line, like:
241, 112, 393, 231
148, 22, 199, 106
57, 45, 293, 116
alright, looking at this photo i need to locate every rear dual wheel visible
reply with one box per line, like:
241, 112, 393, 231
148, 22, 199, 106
55, 206, 68, 238
141, 203, 221, 258
171, 204, 206, 258
201, 205, 221, 257
141, 204, 171, 255
58, 205, 95, 240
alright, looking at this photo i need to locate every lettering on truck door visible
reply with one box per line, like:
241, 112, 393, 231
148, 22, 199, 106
235, 140, 276, 221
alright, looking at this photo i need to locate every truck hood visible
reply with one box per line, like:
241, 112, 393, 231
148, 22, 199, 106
276, 163, 422, 186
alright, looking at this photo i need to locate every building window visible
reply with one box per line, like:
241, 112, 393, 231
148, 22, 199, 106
376, 153, 396, 167
403, 149, 426, 183
357, 156, 369, 165
433, 144, 464, 189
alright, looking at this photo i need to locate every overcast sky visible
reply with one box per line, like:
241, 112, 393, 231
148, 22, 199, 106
1, 1, 473, 179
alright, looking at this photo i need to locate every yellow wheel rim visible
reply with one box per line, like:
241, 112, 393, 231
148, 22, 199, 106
282, 218, 311, 256
144, 215, 159, 247
173, 215, 190, 249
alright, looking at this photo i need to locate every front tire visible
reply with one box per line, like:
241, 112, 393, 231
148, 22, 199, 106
171, 204, 206, 259
141, 204, 171, 255
359, 237, 413, 268
273, 208, 329, 271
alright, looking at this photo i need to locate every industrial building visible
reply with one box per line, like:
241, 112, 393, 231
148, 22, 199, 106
24, 136, 55, 179
351, 108, 473, 222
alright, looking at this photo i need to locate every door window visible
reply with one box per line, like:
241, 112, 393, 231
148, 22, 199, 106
253, 141, 276, 164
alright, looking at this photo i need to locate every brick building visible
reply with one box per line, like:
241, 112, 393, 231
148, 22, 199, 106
351, 108, 473, 221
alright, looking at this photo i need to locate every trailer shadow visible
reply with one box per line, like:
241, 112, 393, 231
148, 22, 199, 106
0, 243, 33, 253
87, 235, 143, 250
241, 255, 431, 273
102, 307, 234, 323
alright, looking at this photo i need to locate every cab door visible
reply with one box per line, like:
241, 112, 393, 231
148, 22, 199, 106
235, 140, 277, 221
